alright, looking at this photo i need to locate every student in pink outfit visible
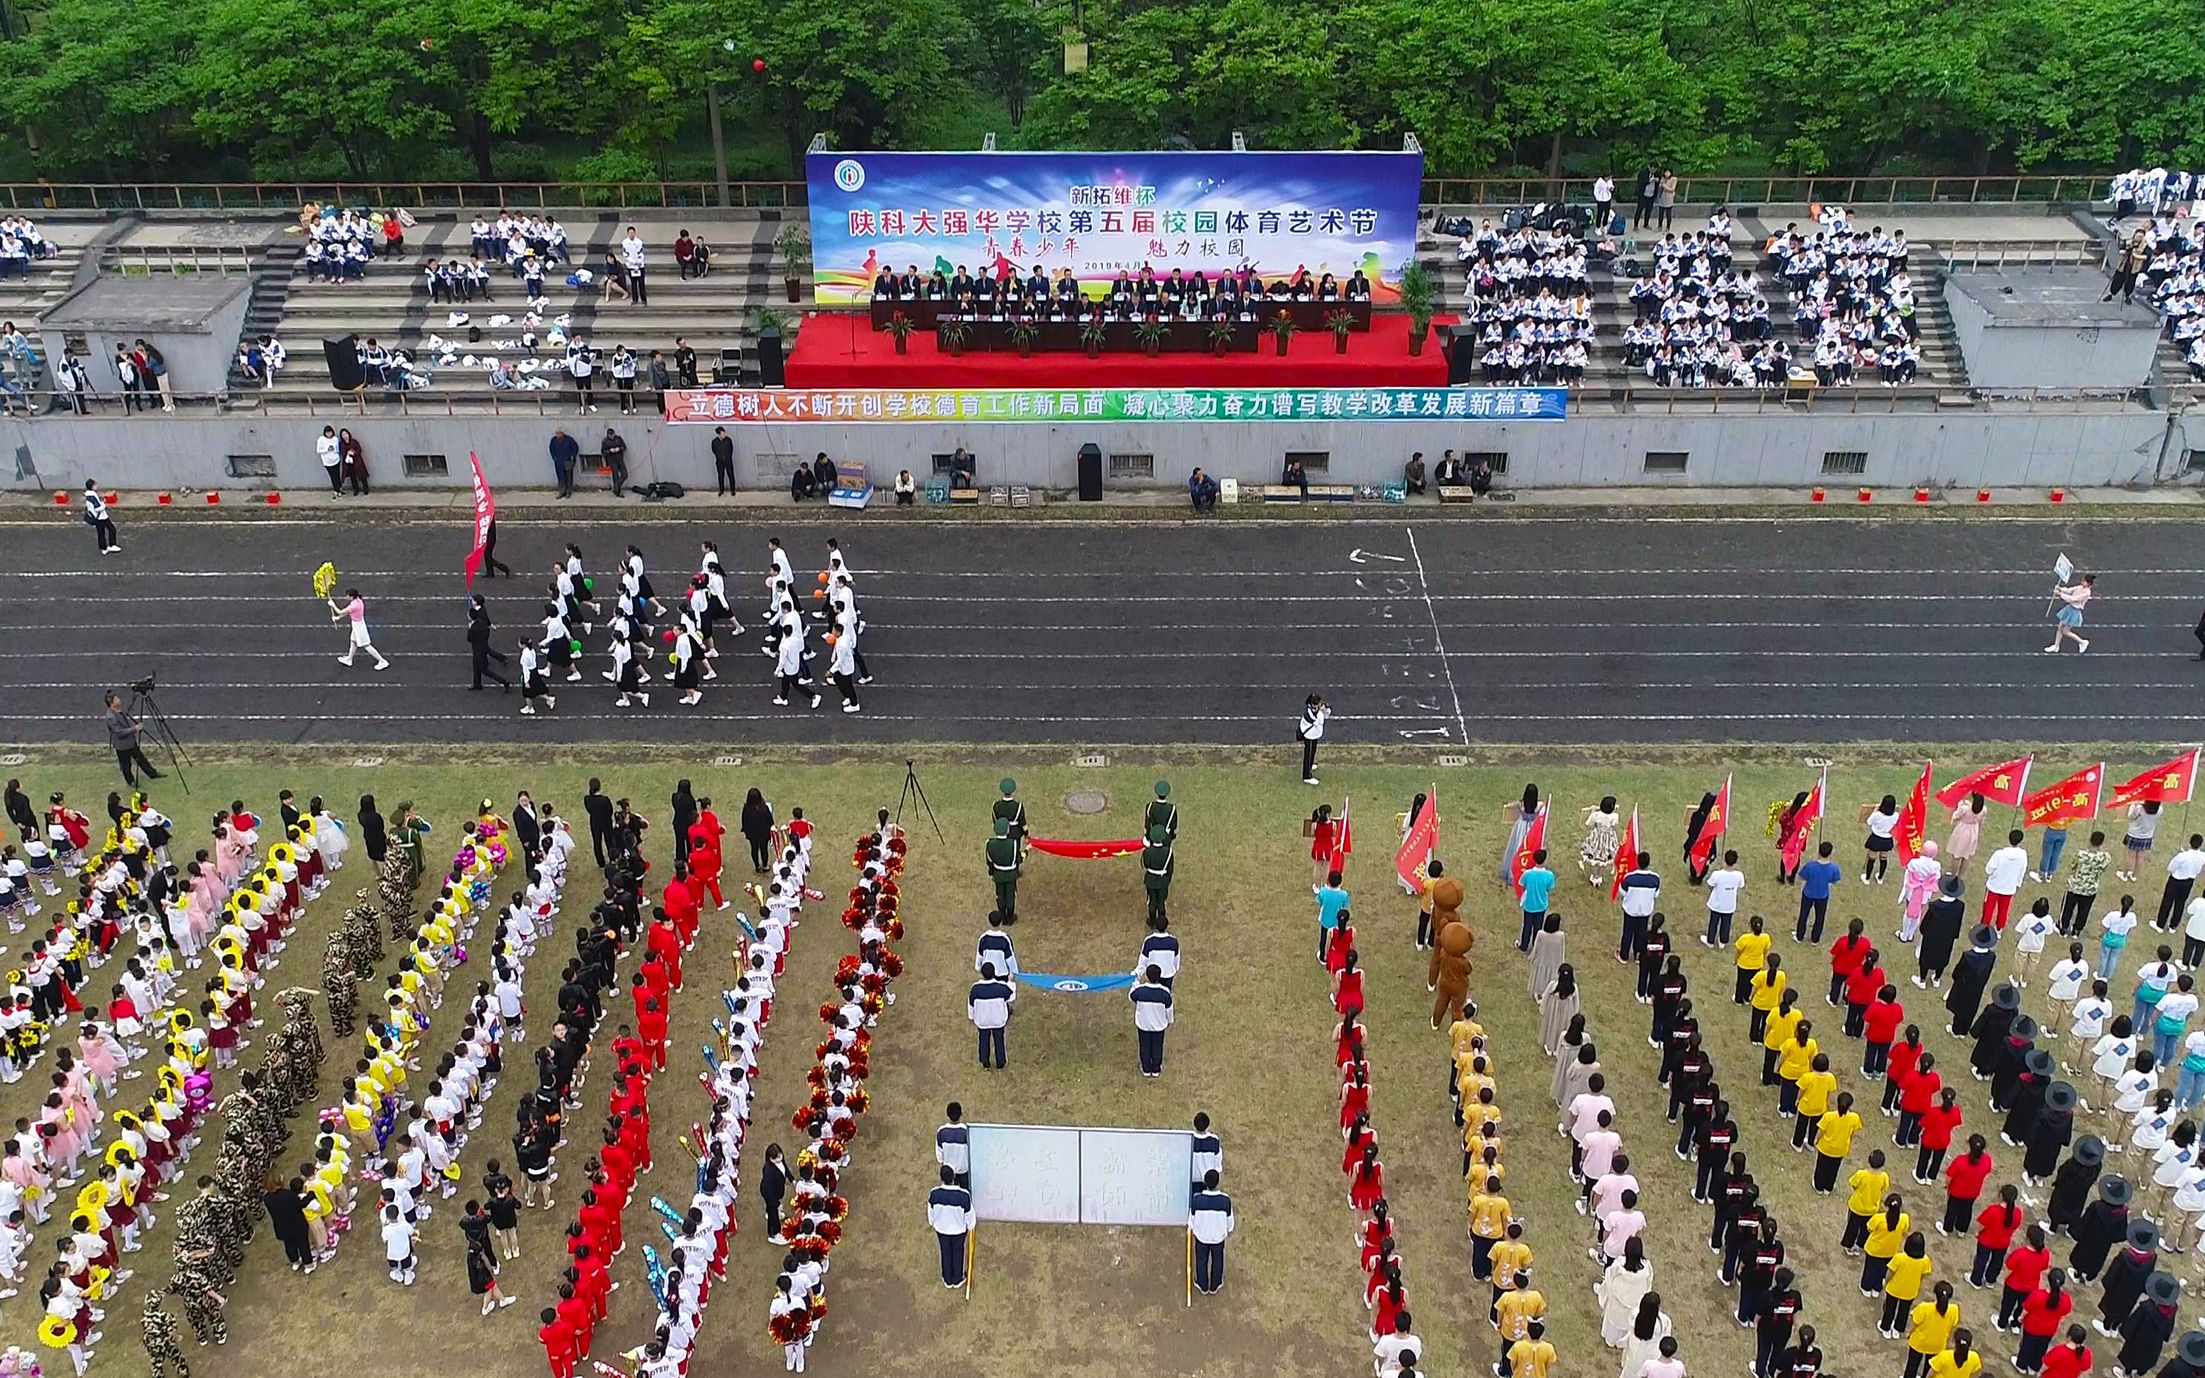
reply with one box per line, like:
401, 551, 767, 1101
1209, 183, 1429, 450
327, 587, 392, 670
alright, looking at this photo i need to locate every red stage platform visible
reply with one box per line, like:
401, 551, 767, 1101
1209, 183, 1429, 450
785, 311, 1453, 389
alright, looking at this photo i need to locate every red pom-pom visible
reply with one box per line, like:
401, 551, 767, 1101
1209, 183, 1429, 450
753, 57, 767, 72
817, 1219, 842, 1246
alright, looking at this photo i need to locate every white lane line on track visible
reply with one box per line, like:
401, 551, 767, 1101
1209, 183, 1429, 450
6, 680, 2205, 693
0, 648, 2190, 662
3, 711, 2203, 727
1407, 527, 1470, 746
14, 566, 2205, 580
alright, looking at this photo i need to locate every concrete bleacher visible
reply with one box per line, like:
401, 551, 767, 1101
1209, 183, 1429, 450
235, 212, 784, 412
0, 225, 99, 396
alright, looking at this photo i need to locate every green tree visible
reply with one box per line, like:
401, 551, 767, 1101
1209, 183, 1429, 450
0, 0, 205, 178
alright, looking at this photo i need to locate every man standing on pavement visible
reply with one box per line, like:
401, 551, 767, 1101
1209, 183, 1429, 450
710, 428, 736, 496
103, 691, 164, 786
549, 428, 579, 499
601, 428, 629, 499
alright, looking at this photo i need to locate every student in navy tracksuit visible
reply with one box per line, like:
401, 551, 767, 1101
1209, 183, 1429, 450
1190, 1112, 1222, 1206
1189, 1171, 1235, 1295
936, 1103, 971, 1188
928, 1167, 974, 1286
968, 965, 1015, 1069
1141, 918, 1181, 991
1132, 967, 1175, 1076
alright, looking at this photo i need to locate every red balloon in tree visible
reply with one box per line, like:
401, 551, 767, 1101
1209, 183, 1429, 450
752, 58, 768, 73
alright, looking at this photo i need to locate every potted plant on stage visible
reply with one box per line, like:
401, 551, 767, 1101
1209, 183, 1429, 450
1133, 315, 1167, 358
937, 317, 971, 358
1079, 314, 1108, 359
1398, 259, 1435, 356
1008, 316, 1041, 358
1269, 310, 1295, 357
1207, 317, 1237, 357
886, 309, 914, 355
1325, 308, 1355, 355
776, 225, 811, 303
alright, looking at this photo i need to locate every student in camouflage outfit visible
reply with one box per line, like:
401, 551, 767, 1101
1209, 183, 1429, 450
167, 1252, 228, 1345
143, 1293, 191, 1376
323, 943, 360, 1036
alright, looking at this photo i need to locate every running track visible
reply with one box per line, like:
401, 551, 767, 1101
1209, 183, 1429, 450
4, 513, 2204, 746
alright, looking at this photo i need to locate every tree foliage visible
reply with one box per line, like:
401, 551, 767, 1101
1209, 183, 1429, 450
0, 0, 2196, 182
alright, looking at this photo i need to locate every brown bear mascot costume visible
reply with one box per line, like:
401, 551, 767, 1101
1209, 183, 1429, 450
1427, 872, 1472, 1028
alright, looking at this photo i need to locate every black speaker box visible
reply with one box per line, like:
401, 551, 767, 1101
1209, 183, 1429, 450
323, 334, 364, 391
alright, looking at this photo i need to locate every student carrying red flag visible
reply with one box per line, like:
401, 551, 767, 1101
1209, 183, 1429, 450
1936, 755, 2035, 809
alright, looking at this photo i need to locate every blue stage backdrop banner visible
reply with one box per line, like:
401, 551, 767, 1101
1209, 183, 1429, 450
805, 149, 1425, 307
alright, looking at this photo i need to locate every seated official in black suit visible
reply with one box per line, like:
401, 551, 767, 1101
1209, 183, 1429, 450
1054, 269, 1079, 302
1164, 268, 1187, 305
950, 266, 974, 298
926, 269, 949, 299
873, 269, 899, 299
1110, 271, 1134, 305
1025, 264, 1048, 298
1347, 270, 1372, 300
1290, 274, 1314, 301
899, 265, 923, 297
1316, 273, 1340, 301
1267, 278, 1292, 299
1189, 269, 1210, 300
954, 291, 980, 319
1203, 293, 1228, 320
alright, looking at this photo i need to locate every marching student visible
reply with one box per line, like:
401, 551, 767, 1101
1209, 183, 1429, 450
81, 482, 118, 554
927, 1166, 973, 1287
1189, 1170, 1234, 1295
1131, 966, 1174, 1076
826, 625, 860, 714
328, 588, 392, 671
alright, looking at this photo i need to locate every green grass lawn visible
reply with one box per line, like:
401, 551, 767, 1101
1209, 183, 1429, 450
3, 750, 2198, 1378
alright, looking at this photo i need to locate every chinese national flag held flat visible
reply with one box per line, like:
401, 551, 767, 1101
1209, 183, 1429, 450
2108, 748, 2202, 810
1936, 755, 2034, 809
1395, 790, 1438, 894
1895, 760, 1934, 864
2021, 764, 2104, 830
1509, 804, 1549, 894
1609, 807, 1641, 902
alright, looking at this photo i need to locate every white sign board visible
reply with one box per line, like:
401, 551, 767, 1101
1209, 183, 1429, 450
1080, 1127, 1195, 1226
968, 1125, 1080, 1223
968, 1123, 1193, 1227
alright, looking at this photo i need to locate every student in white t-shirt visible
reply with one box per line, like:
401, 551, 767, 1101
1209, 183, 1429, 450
2011, 899, 2058, 988
1703, 850, 1745, 947
381, 1204, 418, 1284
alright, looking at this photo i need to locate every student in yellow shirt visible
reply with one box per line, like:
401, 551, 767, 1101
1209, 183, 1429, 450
1813, 1092, 1866, 1194
1471, 1143, 1506, 1192
1861, 1194, 1910, 1290
1905, 1283, 1961, 1378
1494, 1274, 1545, 1374
1748, 957, 1789, 1043
1879, 1232, 1934, 1337
1469, 1176, 1511, 1279
1507, 1319, 1557, 1378
1735, 916, 1773, 1005
1793, 1053, 1839, 1148
1927, 1333, 1982, 1378
1761, 993, 1802, 1087
1448, 1006, 1485, 1058
1488, 1220, 1533, 1325
1776, 1020, 1820, 1114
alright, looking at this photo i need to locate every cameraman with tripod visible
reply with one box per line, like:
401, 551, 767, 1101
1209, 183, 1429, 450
104, 689, 165, 786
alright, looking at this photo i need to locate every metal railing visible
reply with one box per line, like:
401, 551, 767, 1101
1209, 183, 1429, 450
1422, 174, 2104, 208
100, 244, 258, 275
0, 173, 2123, 215
1937, 240, 2108, 271
0, 182, 809, 212
1, 380, 2192, 421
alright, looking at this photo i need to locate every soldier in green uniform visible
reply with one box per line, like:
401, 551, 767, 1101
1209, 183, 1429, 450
987, 817, 1022, 920
1142, 822, 1175, 921
992, 778, 1027, 843
1144, 781, 1179, 843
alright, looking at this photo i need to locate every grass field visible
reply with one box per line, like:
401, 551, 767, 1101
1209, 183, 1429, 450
3, 750, 2200, 1378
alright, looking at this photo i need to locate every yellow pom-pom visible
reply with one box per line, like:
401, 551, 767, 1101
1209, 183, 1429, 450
39, 1315, 76, 1347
